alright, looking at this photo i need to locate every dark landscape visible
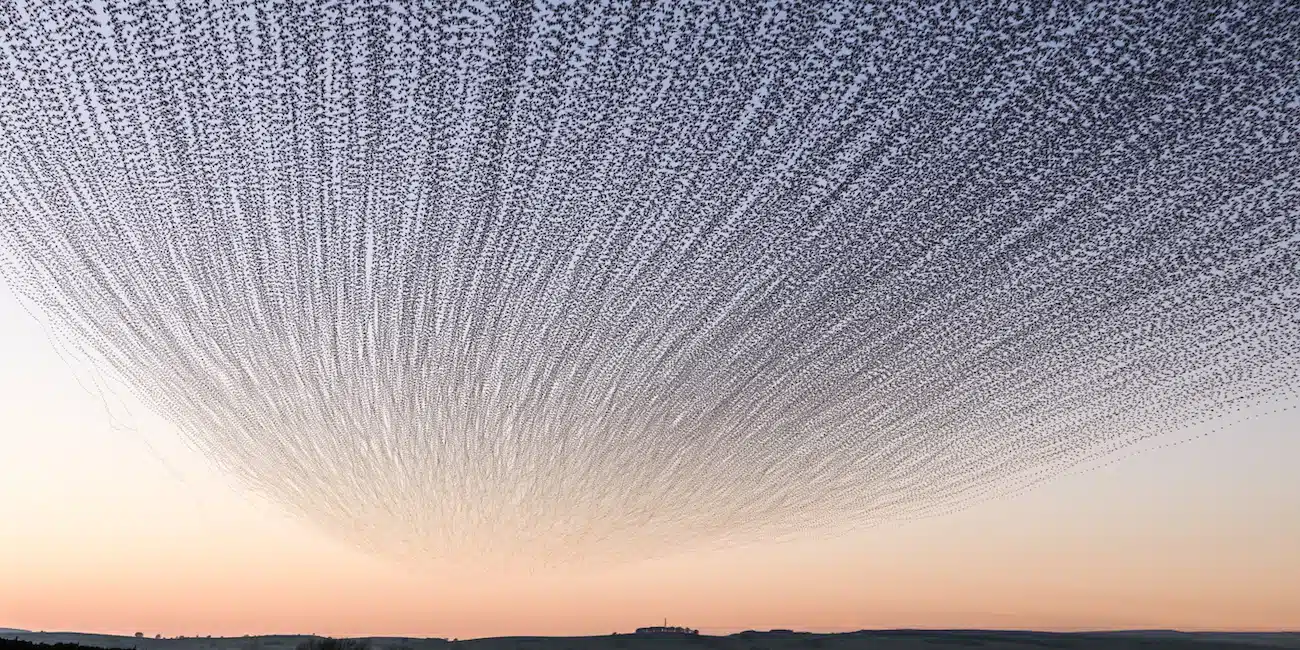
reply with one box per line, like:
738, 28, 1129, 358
5, 630, 1299, 650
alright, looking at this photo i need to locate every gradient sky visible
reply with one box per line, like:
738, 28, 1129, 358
2, 283, 1297, 638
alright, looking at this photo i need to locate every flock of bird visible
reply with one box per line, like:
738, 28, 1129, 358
0, 0, 1297, 566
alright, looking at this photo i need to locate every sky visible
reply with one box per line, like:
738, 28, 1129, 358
2, 0, 1299, 639
2, 282, 1298, 637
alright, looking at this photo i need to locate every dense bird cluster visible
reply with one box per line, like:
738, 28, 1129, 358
1, 0, 1298, 566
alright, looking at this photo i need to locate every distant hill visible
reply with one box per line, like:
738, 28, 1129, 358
5, 630, 1300, 650
0, 632, 30, 636
1095, 631, 1300, 648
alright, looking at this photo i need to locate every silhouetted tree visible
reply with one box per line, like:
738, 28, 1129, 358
294, 638, 368, 650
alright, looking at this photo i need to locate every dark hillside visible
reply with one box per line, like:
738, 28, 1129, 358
7, 631, 1299, 650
